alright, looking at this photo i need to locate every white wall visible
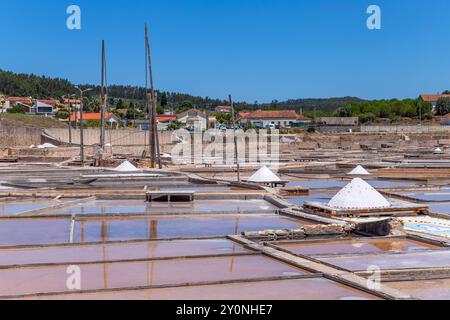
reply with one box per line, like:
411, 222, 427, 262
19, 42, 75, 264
242, 118, 298, 128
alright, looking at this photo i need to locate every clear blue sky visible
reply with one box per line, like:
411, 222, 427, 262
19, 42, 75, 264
0, 0, 449, 102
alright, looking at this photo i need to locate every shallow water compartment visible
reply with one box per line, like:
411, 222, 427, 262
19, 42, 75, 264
275, 238, 440, 256
45, 199, 277, 215
0, 214, 310, 246
0, 200, 61, 215
30, 278, 381, 300
0, 255, 311, 297
386, 279, 450, 300
320, 250, 450, 271
0, 239, 251, 267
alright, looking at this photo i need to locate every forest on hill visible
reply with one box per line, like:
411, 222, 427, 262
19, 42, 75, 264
1, 69, 445, 122
0, 69, 367, 113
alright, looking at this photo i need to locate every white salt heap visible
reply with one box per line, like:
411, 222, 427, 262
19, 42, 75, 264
348, 165, 370, 175
114, 161, 138, 172
328, 178, 391, 210
37, 143, 57, 149
434, 147, 443, 153
248, 166, 281, 183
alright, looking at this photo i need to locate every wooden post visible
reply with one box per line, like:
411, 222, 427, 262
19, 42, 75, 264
79, 91, 85, 166
145, 23, 162, 169
100, 40, 106, 150
229, 95, 240, 182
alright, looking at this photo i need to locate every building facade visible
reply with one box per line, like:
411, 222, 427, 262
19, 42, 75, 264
239, 110, 311, 128
420, 94, 450, 110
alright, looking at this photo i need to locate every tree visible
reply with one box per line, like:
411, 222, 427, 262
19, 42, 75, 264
415, 100, 433, 120
157, 105, 165, 115
436, 98, 450, 116
176, 101, 194, 114
213, 112, 232, 124
160, 92, 168, 107
88, 98, 100, 112
7, 104, 25, 114
116, 98, 125, 109
168, 121, 182, 130
334, 106, 352, 117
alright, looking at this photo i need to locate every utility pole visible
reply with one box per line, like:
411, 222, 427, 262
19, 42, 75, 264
67, 94, 77, 146
75, 86, 93, 166
0, 100, 3, 129
68, 97, 72, 146
145, 23, 162, 169
100, 40, 107, 150
229, 95, 240, 182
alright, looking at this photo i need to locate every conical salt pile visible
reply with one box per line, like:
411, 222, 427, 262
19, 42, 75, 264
434, 147, 443, 153
248, 166, 281, 183
114, 161, 138, 172
348, 165, 370, 175
328, 178, 391, 209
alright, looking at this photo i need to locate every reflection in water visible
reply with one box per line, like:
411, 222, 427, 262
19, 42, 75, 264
73, 215, 303, 244
47, 200, 276, 216
0, 215, 305, 246
0, 255, 310, 297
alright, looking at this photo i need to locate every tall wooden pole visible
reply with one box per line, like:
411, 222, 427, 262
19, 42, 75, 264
145, 23, 162, 169
100, 40, 106, 150
229, 95, 240, 182
79, 91, 85, 166
68, 97, 72, 146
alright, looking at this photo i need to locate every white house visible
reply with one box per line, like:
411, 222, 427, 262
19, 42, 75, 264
215, 106, 232, 114
0, 100, 10, 113
239, 110, 311, 128
177, 109, 216, 131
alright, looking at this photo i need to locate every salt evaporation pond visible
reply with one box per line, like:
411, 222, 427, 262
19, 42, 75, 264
399, 192, 450, 203
0, 214, 312, 246
0, 200, 60, 215
287, 193, 334, 206
0, 255, 310, 297
275, 238, 439, 256
400, 216, 450, 238
287, 180, 415, 189
428, 204, 450, 215
0, 239, 251, 267
44, 199, 276, 215
33, 278, 380, 300
320, 250, 450, 272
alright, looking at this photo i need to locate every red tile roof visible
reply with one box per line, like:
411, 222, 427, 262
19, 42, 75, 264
6, 97, 32, 104
420, 94, 450, 102
297, 114, 311, 121
238, 111, 251, 119
64, 98, 81, 104
38, 99, 58, 106
6, 97, 58, 106
69, 112, 115, 121
157, 115, 177, 122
